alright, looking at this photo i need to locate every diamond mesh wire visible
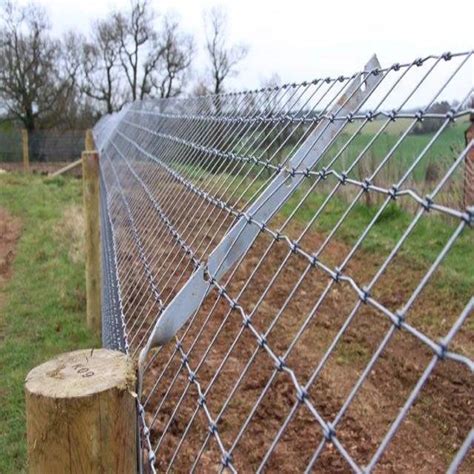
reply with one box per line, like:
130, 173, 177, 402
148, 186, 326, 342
95, 51, 473, 473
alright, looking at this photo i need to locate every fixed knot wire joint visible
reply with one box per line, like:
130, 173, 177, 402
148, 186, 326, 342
394, 309, 407, 329
323, 422, 336, 442
435, 341, 448, 360
208, 422, 218, 436
362, 178, 372, 192
256, 333, 268, 349
388, 110, 397, 121
296, 385, 308, 403
198, 394, 206, 407
464, 206, 474, 226
360, 286, 371, 304
181, 353, 189, 368
221, 452, 233, 468
421, 196, 433, 212
290, 241, 300, 254
415, 110, 425, 122
389, 185, 399, 200
320, 167, 329, 180
276, 356, 286, 372
332, 267, 342, 283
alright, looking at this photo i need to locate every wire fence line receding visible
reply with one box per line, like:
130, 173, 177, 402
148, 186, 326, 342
95, 51, 473, 473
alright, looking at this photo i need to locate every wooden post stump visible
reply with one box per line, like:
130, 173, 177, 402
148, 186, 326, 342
25, 349, 137, 474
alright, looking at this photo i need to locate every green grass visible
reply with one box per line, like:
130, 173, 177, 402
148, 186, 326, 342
278, 189, 473, 298
178, 137, 473, 302
0, 173, 98, 473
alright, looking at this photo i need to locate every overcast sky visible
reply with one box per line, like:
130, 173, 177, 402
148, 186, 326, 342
18, 0, 474, 92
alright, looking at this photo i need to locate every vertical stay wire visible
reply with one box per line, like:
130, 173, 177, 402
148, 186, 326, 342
95, 50, 474, 473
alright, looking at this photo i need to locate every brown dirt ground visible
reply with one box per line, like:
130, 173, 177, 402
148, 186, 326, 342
102, 158, 472, 472
117, 184, 474, 473
0, 207, 22, 338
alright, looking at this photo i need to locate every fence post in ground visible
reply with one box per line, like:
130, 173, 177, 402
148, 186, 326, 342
82, 149, 101, 335
25, 349, 137, 473
21, 129, 30, 173
464, 114, 474, 209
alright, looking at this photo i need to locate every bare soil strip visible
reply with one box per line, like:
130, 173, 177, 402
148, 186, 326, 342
0, 208, 21, 339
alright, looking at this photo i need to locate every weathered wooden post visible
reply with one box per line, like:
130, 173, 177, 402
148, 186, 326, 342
22, 129, 30, 173
82, 148, 101, 335
464, 114, 474, 209
85, 128, 95, 153
25, 349, 137, 473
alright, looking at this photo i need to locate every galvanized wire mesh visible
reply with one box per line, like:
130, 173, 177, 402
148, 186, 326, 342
95, 51, 473, 473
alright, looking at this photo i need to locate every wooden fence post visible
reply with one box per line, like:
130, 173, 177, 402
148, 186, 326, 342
22, 129, 30, 173
25, 349, 137, 473
85, 128, 95, 152
82, 149, 101, 335
464, 114, 474, 210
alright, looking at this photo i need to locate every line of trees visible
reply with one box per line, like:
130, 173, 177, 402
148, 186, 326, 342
0, 0, 248, 131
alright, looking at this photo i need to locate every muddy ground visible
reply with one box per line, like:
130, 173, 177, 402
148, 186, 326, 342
0, 208, 21, 340
140, 231, 472, 473
105, 170, 473, 473
0, 208, 21, 292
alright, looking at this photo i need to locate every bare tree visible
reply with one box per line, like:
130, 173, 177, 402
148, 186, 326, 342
155, 16, 193, 98
111, 1, 194, 101
77, 0, 194, 110
113, 0, 159, 100
81, 17, 126, 114
0, 1, 75, 131
204, 7, 248, 95
113, 0, 151, 101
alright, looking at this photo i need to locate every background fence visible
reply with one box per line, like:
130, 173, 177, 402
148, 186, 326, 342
94, 51, 473, 473
0, 129, 85, 163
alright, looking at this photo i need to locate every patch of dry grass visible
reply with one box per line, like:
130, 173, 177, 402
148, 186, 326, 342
56, 204, 85, 264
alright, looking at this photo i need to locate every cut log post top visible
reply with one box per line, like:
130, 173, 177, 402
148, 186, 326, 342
25, 349, 137, 474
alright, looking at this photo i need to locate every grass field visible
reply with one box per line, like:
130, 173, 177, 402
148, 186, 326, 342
0, 173, 98, 473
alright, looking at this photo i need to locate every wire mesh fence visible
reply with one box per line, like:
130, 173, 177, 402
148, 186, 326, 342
28, 130, 85, 162
0, 129, 21, 162
95, 50, 473, 473
0, 129, 85, 162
